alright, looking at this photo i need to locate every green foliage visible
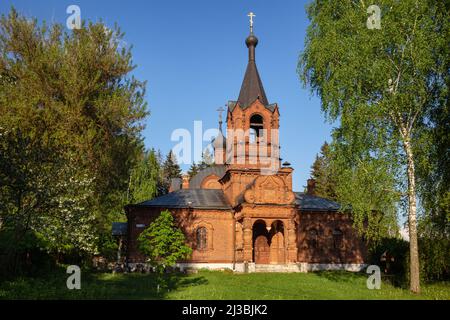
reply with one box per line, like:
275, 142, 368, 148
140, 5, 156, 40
370, 236, 450, 284
331, 142, 400, 243
128, 149, 162, 204
198, 148, 213, 171
0, 8, 148, 272
187, 162, 200, 179
0, 225, 56, 277
96, 233, 119, 262
418, 222, 450, 282
162, 151, 182, 179
1, 270, 449, 300
137, 210, 192, 273
415, 76, 450, 240
298, 0, 448, 240
0, 127, 98, 255
309, 142, 337, 200
161, 151, 182, 193
299, 1, 449, 292
369, 238, 410, 286
188, 149, 213, 179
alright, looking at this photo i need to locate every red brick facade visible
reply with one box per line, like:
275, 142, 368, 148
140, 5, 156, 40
124, 29, 367, 269
126, 203, 366, 265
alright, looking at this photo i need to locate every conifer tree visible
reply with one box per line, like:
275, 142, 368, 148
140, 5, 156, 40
161, 151, 182, 193
309, 142, 337, 200
188, 162, 200, 179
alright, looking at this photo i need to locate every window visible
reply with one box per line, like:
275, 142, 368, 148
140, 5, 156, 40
196, 227, 207, 250
307, 229, 318, 249
333, 229, 343, 249
249, 114, 264, 142
249, 128, 257, 143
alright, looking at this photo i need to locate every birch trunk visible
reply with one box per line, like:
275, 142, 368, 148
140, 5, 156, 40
403, 136, 421, 294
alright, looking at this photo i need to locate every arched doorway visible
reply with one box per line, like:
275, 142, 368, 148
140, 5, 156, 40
269, 220, 285, 264
253, 220, 270, 264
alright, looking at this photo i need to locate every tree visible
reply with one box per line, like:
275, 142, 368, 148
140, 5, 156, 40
187, 162, 200, 179
416, 85, 450, 282
309, 142, 337, 200
137, 210, 192, 273
128, 149, 161, 204
198, 148, 214, 171
298, 1, 449, 293
416, 58, 450, 237
161, 151, 182, 193
0, 8, 148, 270
0, 127, 97, 274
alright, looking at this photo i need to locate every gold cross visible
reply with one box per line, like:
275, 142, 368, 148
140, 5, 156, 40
248, 12, 256, 33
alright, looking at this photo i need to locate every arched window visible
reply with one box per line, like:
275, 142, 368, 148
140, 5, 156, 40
333, 229, 343, 249
249, 114, 264, 143
196, 227, 207, 250
307, 229, 318, 249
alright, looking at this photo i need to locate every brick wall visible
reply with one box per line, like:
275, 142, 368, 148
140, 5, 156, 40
296, 211, 367, 263
126, 206, 235, 263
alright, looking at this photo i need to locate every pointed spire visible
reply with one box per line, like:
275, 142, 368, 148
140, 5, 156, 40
213, 105, 226, 151
217, 106, 225, 133
237, 12, 269, 108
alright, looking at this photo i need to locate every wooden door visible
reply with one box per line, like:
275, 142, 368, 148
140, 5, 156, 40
254, 235, 270, 264
270, 232, 285, 264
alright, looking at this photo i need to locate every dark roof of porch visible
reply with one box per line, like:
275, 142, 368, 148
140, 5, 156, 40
134, 189, 232, 210
294, 192, 340, 211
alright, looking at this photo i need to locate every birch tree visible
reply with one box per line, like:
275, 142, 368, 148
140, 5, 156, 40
299, 0, 449, 293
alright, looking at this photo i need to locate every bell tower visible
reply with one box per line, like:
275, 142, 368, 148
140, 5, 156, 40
225, 21, 281, 172
216, 13, 294, 208
220, 13, 298, 264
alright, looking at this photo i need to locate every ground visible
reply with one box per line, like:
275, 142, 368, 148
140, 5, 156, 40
1, 269, 449, 300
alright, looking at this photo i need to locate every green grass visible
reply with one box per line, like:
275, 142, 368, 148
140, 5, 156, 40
1, 269, 449, 300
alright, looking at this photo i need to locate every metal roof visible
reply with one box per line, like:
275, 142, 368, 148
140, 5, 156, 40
135, 189, 231, 210
189, 165, 226, 189
237, 59, 268, 108
112, 222, 127, 236
227, 32, 277, 112
295, 192, 340, 211
228, 100, 276, 113
130, 189, 340, 212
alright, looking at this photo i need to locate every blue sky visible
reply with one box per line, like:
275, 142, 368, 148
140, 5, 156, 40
1, 0, 335, 191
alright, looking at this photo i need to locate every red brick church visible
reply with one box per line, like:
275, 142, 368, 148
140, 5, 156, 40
124, 21, 367, 272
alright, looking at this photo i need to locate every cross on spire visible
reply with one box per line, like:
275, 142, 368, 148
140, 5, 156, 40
248, 12, 256, 33
217, 106, 225, 132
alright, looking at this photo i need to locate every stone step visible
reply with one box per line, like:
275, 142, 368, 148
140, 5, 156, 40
254, 264, 307, 273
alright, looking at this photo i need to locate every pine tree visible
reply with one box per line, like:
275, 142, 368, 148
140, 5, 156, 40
161, 151, 182, 193
309, 142, 337, 200
188, 162, 200, 179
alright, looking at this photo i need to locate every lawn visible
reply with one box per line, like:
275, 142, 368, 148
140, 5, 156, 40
1, 269, 449, 300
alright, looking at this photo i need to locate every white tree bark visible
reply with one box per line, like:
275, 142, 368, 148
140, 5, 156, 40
403, 132, 420, 294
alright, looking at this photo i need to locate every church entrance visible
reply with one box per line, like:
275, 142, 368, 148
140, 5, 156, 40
253, 220, 270, 264
254, 235, 270, 264
252, 220, 286, 264
269, 220, 285, 264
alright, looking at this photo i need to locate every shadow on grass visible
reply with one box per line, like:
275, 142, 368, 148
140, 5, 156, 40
313, 270, 408, 289
0, 268, 208, 300
84, 271, 209, 300
313, 270, 364, 283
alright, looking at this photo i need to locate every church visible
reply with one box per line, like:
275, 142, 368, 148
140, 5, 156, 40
124, 17, 367, 272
